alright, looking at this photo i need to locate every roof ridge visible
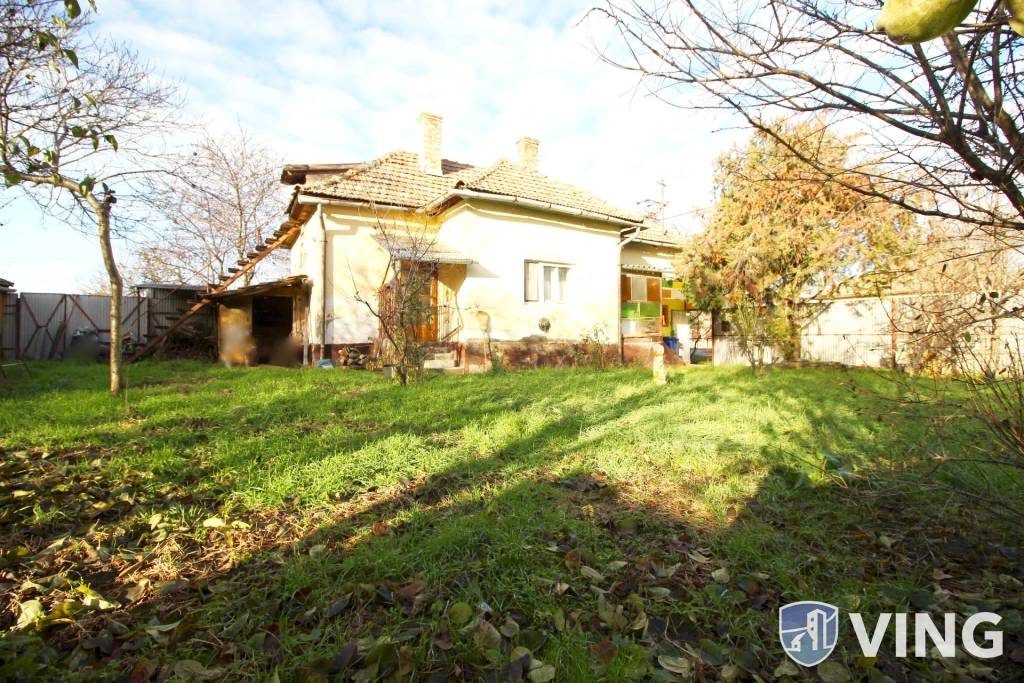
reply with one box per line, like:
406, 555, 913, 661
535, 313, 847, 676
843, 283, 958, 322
460, 158, 506, 186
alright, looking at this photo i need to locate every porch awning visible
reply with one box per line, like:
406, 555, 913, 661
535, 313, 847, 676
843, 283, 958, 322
374, 234, 474, 264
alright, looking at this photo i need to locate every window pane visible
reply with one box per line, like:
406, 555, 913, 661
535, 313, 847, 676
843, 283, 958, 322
543, 265, 554, 302
630, 275, 644, 302
646, 277, 661, 302
524, 262, 538, 301
557, 267, 568, 303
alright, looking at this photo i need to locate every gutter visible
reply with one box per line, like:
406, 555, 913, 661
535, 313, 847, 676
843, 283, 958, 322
319, 208, 328, 361
296, 194, 420, 215
616, 229, 644, 363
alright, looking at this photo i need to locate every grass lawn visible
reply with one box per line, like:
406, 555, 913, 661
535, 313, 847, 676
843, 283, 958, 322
0, 362, 1021, 682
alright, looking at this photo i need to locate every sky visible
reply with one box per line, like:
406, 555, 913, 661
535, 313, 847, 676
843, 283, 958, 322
0, 0, 745, 293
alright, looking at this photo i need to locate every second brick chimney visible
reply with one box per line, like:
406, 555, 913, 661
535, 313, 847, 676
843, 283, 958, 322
516, 136, 539, 170
417, 112, 442, 176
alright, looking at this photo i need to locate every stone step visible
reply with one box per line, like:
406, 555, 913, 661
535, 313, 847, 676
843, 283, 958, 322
423, 351, 456, 362
423, 358, 456, 370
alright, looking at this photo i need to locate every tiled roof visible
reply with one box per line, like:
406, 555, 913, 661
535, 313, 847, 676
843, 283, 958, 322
630, 223, 688, 247
299, 150, 640, 223
459, 159, 639, 222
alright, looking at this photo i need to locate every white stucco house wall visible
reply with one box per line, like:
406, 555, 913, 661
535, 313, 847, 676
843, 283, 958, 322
277, 113, 687, 371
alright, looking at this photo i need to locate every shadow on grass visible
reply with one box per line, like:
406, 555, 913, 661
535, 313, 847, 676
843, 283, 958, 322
0, 363, 1021, 682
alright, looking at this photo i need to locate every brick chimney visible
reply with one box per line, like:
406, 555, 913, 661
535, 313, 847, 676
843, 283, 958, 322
417, 112, 442, 176
517, 137, 539, 170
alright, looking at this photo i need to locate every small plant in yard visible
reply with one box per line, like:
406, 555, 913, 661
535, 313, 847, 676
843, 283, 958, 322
728, 293, 783, 377
573, 324, 613, 369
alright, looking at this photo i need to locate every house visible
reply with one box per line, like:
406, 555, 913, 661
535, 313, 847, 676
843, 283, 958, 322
277, 113, 689, 372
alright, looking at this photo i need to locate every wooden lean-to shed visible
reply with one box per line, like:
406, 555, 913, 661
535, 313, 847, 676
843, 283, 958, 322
201, 276, 308, 367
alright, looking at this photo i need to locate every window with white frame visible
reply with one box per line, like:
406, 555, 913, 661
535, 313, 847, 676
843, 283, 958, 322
524, 261, 570, 303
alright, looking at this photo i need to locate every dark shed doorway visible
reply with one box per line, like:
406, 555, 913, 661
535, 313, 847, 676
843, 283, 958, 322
252, 295, 293, 364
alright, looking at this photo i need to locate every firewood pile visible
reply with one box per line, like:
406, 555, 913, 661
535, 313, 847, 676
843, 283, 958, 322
337, 347, 370, 368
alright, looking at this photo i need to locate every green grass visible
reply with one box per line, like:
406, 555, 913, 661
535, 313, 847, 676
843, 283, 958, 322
0, 362, 1021, 682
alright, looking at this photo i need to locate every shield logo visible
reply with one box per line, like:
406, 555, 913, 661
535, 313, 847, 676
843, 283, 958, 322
779, 601, 839, 667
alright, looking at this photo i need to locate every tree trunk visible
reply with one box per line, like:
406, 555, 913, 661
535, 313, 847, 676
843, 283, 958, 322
786, 306, 802, 362
96, 198, 124, 394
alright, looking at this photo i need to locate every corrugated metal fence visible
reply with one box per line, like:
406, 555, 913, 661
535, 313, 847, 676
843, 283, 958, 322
0, 293, 149, 360
1, 289, 217, 360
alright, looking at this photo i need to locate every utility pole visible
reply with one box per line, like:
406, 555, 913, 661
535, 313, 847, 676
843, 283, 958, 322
638, 181, 669, 226
657, 179, 666, 227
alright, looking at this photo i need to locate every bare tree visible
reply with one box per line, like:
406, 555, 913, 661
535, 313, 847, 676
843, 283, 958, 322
138, 124, 285, 286
0, 1, 183, 393
589, 0, 1023, 232
349, 209, 442, 386
886, 221, 1024, 373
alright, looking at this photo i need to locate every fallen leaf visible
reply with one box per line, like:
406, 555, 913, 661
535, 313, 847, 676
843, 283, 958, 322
692, 638, 724, 666
394, 627, 422, 642
711, 567, 730, 584
909, 588, 933, 609
325, 595, 351, 618
517, 629, 548, 651
773, 659, 800, 678
263, 624, 281, 652
735, 576, 760, 595
500, 617, 520, 638
129, 657, 158, 683
124, 581, 149, 604
529, 664, 556, 682
474, 618, 503, 651
78, 585, 119, 610
172, 660, 222, 681
729, 647, 759, 674
201, 517, 225, 528
294, 668, 328, 683
580, 566, 605, 582
153, 579, 189, 596
398, 581, 426, 600
818, 660, 851, 683
15, 599, 42, 630
688, 550, 711, 563
372, 522, 388, 536
658, 655, 692, 676
330, 639, 358, 674
590, 638, 618, 665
